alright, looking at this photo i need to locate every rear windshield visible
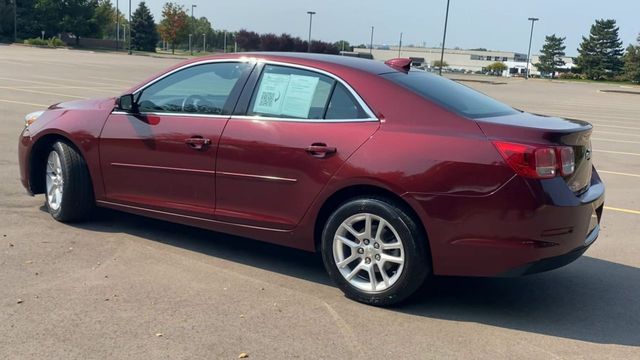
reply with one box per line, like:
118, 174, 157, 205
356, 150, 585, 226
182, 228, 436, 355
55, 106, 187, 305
382, 71, 519, 119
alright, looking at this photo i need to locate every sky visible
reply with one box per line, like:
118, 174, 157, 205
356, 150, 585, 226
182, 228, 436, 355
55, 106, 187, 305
129, 0, 640, 56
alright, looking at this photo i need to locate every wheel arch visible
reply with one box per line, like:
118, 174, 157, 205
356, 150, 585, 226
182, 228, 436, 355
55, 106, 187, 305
313, 184, 432, 260
28, 132, 89, 195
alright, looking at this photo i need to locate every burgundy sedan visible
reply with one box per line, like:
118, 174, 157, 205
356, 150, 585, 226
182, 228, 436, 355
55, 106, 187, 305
18, 53, 604, 305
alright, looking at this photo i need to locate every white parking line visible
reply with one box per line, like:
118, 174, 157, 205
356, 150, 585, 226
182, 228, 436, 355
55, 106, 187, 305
0, 98, 49, 107
595, 124, 640, 131
592, 138, 640, 144
0, 86, 87, 99
595, 149, 640, 157
596, 130, 640, 138
598, 170, 640, 178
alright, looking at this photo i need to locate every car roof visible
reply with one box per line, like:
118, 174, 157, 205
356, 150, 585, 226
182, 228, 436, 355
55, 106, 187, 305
192, 52, 397, 75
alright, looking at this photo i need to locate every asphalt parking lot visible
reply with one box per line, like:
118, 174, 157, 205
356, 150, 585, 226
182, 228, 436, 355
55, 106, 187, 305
1, 45, 639, 359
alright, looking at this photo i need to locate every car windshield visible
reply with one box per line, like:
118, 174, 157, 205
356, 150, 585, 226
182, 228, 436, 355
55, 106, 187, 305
381, 70, 519, 119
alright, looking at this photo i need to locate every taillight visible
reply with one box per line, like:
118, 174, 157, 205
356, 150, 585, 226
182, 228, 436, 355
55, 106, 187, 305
492, 141, 575, 179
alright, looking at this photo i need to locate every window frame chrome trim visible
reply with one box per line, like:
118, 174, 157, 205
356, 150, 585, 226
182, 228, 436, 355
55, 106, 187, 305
125, 57, 379, 123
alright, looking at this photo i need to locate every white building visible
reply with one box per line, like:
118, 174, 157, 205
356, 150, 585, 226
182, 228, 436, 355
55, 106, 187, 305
353, 46, 574, 77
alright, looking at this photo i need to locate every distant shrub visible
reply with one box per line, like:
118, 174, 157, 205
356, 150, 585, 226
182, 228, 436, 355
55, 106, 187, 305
558, 72, 583, 80
24, 38, 48, 46
23, 37, 66, 48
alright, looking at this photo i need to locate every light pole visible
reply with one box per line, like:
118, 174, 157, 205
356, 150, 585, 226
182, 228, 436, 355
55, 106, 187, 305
127, 0, 131, 54
203, 33, 206, 52
439, 0, 451, 76
13, 0, 17, 43
369, 26, 374, 55
115, 0, 119, 50
190, 4, 197, 55
398, 32, 403, 57
223, 30, 227, 53
525, 17, 539, 79
306, 11, 316, 53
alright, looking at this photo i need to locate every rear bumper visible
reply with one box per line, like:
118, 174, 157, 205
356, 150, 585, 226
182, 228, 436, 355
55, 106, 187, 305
500, 224, 599, 276
408, 168, 605, 277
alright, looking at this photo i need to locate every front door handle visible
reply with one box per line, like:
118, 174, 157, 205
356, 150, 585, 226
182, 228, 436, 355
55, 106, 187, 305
185, 136, 211, 150
305, 143, 337, 158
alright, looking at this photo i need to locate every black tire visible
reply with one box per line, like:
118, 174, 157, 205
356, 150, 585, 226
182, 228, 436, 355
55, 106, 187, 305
321, 196, 430, 306
44, 141, 94, 222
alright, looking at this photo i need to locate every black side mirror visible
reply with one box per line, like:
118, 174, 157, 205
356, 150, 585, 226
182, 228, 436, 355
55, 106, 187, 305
118, 94, 137, 113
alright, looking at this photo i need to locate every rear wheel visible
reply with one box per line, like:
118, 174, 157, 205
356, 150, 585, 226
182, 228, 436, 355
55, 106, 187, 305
45, 141, 94, 222
321, 197, 430, 306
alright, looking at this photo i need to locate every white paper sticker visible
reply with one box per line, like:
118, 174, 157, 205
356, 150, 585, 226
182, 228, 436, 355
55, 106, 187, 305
252, 73, 291, 115
252, 73, 320, 118
281, 75, 320, 118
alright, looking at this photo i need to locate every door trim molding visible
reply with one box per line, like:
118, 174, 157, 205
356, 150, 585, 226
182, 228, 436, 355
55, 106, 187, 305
110, 162, 216, 175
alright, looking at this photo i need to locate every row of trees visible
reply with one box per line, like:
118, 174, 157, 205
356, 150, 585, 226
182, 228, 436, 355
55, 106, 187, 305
536, 19, 640, 82
0, 0, 351, 55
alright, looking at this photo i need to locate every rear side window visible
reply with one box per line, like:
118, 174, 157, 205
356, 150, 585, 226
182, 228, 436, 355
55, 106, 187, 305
382, 71, 518, 119
248, 65, 370, 120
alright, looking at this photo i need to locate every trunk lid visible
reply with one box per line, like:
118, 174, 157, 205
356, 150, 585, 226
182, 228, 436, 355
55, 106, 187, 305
476, 112, 593, 194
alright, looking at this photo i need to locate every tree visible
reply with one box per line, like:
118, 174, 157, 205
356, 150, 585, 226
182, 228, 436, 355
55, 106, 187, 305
158, 2, 188, 54
60, 0, 100, 45
130, 1, 158, 52
192, 16, 214, 52
576, 19, 624, 80
334, 40, 352, 52
535, 34, 566, 78
623, 36, 640, 83
235, 29, 260, 51
92, 0, 114, 39
486, 62, 507, 75
432, 60, 448, 68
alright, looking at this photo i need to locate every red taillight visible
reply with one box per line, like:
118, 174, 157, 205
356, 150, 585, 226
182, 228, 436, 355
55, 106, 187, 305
492, 141, 575, 179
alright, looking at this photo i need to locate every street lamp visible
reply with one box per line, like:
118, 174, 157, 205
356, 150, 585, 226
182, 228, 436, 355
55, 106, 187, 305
13, 0, 17, 43
203, 33, 206, 52
190, 4, 197, 55
306, 11, 316, 53
369, 26, 374, 55
525, 17, 539, 79
439, 0, 451, 76
398, 32, 403, 57
127, 0, 131, 55
223, 30, 227, 53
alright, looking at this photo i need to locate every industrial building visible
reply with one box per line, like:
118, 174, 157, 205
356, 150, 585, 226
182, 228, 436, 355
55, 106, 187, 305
353, 46, 575, 77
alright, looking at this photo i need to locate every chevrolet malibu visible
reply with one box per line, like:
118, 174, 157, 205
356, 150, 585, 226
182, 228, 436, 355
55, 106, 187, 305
18, 53, 604, 305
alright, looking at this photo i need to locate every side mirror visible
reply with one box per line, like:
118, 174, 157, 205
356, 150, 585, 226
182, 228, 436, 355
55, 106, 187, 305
118, 94, 137, 113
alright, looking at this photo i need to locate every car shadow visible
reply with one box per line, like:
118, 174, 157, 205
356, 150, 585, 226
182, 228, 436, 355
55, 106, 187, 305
60, 207, 640, 347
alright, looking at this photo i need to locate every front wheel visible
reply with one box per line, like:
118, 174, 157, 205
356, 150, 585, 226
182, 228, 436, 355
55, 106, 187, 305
321, 197, 430, 306
45, 141, 94, 222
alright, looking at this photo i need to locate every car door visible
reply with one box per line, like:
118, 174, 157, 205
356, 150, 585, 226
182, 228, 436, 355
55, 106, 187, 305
99, 61, 254, 218
215, 63, 380, 230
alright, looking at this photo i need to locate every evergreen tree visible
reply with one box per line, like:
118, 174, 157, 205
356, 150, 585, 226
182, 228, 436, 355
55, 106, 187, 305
535, 34, 566, 78
130, 1, 158, 52
576, 19, 624, 80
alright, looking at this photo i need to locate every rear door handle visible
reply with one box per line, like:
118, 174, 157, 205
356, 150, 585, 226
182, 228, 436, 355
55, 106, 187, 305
305, 143, 337, 158
185, 136, 211, 150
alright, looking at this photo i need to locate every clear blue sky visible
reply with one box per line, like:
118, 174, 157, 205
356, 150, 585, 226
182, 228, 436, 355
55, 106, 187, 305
130, 0, 640, 55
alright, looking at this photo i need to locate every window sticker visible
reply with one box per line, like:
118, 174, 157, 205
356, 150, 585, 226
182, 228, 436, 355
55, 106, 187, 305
281, 74, 320, 118
253, 73, 320, 118
253, 73, 291, 115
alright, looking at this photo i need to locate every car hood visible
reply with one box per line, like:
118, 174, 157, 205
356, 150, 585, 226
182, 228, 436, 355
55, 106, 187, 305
48, 97, 116, 111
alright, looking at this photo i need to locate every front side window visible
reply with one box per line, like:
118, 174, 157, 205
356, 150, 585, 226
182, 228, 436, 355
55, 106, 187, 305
248, 65, 369, 120
137, 62, 251, 115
